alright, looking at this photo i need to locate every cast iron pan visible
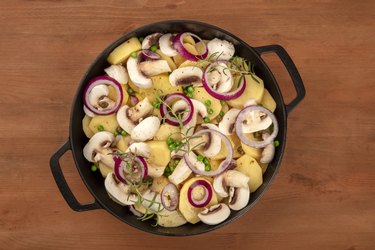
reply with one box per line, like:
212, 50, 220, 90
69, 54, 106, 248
50, 20, 305, 236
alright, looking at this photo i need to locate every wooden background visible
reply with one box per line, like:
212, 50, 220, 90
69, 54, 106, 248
1, 0, 374, 249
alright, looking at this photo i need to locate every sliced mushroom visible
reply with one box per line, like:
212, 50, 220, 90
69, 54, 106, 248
205, 62, 233, 93
141, 32, 163, 49
141, 189, 162, 212
181, 99, 208, 137
126, 142, 151, 158
260, 133, 275, 164
139, 60, 171, 77
207, 38, 235, 61
198, 203, 231, 225
127, 52, 153, 89
127, 97, 153, 123
169, 66, 203, 86
218, 108, 240, 135
244, 98, 257, 107
168, 158, 192, 186
88, 84, 116, 110
159, 33, 178, 57
200, 124, 222, 157
213, 173, 228, 198
228, 186, 250, 211
116, 105, 136, 135
224, 170, 249, 188
147, 163, 166, 178
184, 152, 205, 172
241, 110, 273, 133
131, 116, 160, 142
83, 131, 115, 162
98, 148, 116, 169
104, 64, 129, 85
83, 105, 95, 118
104, 173, 137, 206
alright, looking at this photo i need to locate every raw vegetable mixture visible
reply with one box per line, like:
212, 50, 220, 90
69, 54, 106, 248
82, 32, 279, 227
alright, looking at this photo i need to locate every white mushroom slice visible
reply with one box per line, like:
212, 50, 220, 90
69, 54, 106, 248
213, 173, 228, 198
198, 203, 231, 225
116, 105, 136, 135
207, 38, 235, 61
218, 108, 240, 135
228, 186, 250, 211
88, 84, 116, 110
142, 32, 163, 49
159, 33, 178, 57
141, 189, 162, 212
168, 158, 192, 186
131, 116, 160, 142
224, 170, 250, 188
127, 53, 153, 89
244, 98, 257, 107
184, 152, 205, 172
181, 99, 208, 137
104, 173, 137, 206
241, 110, 273, 133
104, 64, 129, 85
127, 97, 153, 122
169, 66, 203, 86
260, 132, 275, 164
147, 163, 166, 178
97, 148, 115, 169
206, 62, 233, 93
139, 60, 171, 77
200, 124, 222, 157
126, 142, 151, 158
83, 105, 95, 118
83, 131, 115, 162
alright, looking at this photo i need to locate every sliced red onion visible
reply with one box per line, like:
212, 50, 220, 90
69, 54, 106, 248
130, 95, 139, 106
173, 32, 208, 61
235, 105, 279, 148
160, 93, 194, 126
184, 129, 233, 177
113, 156, 148, 184
141, 49, 161, 60
83, 76, 123, 115
202, 64, 246, 100
161, 183, 179, 211
187, 179, 213, 208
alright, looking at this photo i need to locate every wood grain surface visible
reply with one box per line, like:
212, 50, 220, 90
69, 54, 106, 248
1, 0, 374, 249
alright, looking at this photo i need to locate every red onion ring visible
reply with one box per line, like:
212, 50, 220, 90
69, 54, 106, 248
113, 156, 148, 184
184, 129, 233, 177
160, 93, 194, 126
173, 32, 208, 61
202, 63, 246, 100
235, 105, 278, 148
141, 49, 161, 60
187, 179, 213, 208
83, 76, 123, 115
161, 183, 179, 211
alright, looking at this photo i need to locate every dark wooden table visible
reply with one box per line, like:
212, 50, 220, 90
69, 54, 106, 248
1, 0, 374, 249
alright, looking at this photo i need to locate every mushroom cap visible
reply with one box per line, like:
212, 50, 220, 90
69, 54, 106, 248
224, 170, 250, 188
218, 108, 240, 135
207, 38, 235, 61
131, 116, 161, 142
126, 97, 153, 123
141, 189, 162, 212
241, 110, 273, 133
198, 203, 231, 225
88, 84, 109, 107
126, 142, 151, 158
116, 105, 137, 135
141, 32, 163, 50
168, 158, 192, 186
104, 173, 137, 206
260, 133, 275, 164
159, 33, 178, 57
127, 52, 153, 89
83, 131, 115, 162
104, 64, 129, 85
200, 124, 222, 158
206, 62, 233, 93
169, 66, 203, 86
181, 99, 207, 137
83, 105, 96, 118
228, 186, 250, 211
139, 60, 171, 77
213, 173, 229, 198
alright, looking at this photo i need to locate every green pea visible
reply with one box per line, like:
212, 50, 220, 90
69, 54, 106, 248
121, 130, 127, 136
207, 108, 214, 115
220, 100, 226, 106
167, 137, 175, 145
203, 157, 209, 165
274, 140, 280, 147
187, 86, 195, 94
204, 100, 211, 107
97, 125, 104, 131
186, 92, 193, 98
91, 165, 98, 172
168, 143, 177, 151
130, 52, 138, 58
175, 141, 182, 147
114, 131, 119, 136
127, 88, 134, 95
219, 111, 225, 116
150, 45, 158, 52
197, 154, 204, 162
203, 117, 210, 123
205, 164, 211, 171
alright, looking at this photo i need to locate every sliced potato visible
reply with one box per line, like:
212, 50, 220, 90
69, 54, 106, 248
156, 49, 177, 70
151, 176, 169, 193
82, 115, 94, 138
240, 133, 262, 160
88, 114, 119, 133
235, 155, 263, 193
227, 75, 264, 108
210, 133, 244, 160
183, 35, 196, 45
116, 135, 132, 152
157, 209, 187, 227
108, 84, 129, 106
173, 54, 186, 67
259, 162, 269, 174
193, 87, 221, 119
178, 60, 209, 70
138, 74, 182, 103
183, 43, 198, 55
261, 89, 276, 112
179, 177, 218, 224
146, 140, 171, 167
107, 37, 141, 65
98, 162, 112, 178
154, 123, 182, 141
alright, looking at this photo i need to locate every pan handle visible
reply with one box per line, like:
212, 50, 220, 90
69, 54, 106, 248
50, 140, 101, 212
254, 45, 305, 115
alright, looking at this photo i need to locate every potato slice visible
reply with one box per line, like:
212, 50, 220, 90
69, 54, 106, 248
138, 74, 182, 103
183, 43, 198, 55
89, 114, 119, 133
107, 37, 141, 65
192, 87, 221, 119
173, 54, 186, 67
157, 209, 187, 227
82, 115, 94, 138
227, 75, 264, 109
116, 135, 132, 152
108, 84, 129, 106
151, 176, 169, 193
98, 162, 112, 178
179, 177, 218, 224
146, 141, 171, 167
183, 35, 196, 45
209, 134, 243, 160
261, 89, 276, 112
235, 155, 263, 193
156, 50, 177, 70
178, 60, 209, 70
154, 123, 182, 141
